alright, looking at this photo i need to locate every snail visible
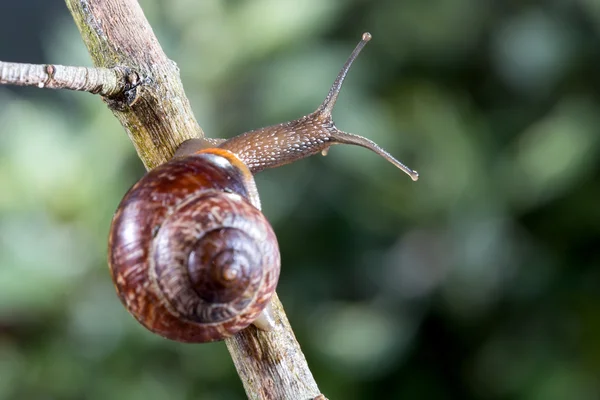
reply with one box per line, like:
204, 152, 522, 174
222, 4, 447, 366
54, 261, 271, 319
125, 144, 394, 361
108, 33, 418, 343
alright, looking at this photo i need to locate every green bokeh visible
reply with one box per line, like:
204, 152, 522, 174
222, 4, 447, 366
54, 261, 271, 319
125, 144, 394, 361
0, 0, 599, 399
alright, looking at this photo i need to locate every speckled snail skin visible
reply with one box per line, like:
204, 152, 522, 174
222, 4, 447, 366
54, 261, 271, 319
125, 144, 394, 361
108, 33, 419, 343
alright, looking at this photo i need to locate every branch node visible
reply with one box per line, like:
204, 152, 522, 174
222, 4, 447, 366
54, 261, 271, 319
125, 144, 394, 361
104, 66, 148, 110
42, 64, 56, 88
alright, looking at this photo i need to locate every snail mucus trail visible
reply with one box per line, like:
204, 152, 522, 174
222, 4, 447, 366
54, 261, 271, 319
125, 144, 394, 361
108, 32, 418, 343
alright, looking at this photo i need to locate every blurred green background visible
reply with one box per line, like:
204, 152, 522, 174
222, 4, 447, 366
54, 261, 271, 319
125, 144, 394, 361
1, 0, 599, 399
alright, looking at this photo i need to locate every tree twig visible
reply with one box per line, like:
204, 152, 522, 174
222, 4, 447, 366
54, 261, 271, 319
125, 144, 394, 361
0, 61, 132, 97
62, 0, 324, 398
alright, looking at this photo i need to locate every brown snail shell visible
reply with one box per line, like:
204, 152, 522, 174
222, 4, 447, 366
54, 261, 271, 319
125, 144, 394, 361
108, 150, 280, 343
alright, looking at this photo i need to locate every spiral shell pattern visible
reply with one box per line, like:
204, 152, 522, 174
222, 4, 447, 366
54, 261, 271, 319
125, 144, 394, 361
108, 151, 280, 342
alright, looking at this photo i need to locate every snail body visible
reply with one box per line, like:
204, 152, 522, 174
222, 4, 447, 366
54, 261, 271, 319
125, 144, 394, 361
108, 33, 418, 343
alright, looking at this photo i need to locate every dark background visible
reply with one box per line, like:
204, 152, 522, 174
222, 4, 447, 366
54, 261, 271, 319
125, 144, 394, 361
0, 0, 599, 399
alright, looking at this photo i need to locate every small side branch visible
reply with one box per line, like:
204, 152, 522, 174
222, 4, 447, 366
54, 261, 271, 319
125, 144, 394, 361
0, 61, 132, 97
